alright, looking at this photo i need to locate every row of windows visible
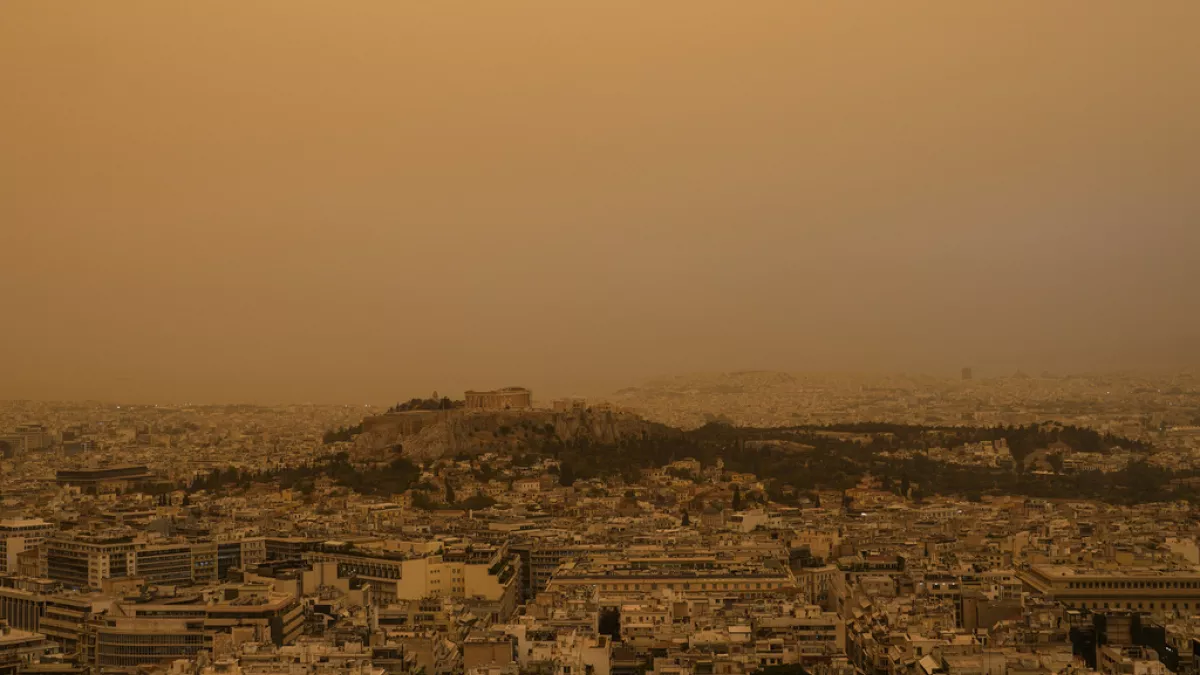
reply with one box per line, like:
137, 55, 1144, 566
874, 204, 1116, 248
597, 581, 785, 591
1069, 601, 1192, 611
98, 633, 205, 644
137, 550, 192, 558
1067, 580, 1200, 590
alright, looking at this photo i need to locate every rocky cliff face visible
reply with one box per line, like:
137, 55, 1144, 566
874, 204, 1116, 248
355, 409, 676, 461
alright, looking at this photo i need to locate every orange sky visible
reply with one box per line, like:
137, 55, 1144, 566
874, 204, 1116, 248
2, 2, 1198, 403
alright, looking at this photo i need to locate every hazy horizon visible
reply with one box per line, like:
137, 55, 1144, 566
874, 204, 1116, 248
2, 367, 1196, 409
3, 2, 1198, 404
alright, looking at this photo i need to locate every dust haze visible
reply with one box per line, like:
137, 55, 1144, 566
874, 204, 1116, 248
2, 1, 1198, 403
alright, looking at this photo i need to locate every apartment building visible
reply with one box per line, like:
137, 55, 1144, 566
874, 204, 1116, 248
42, 532, 224, 590
83, 613, 208, 669
42, 533, 141, 590
117, 593, 304, 646
205, 593, 305, 646
0, 582, 50, 634
0, 519, 55, 575
307, 543, 522, 620
0, 425, 53, 458
39, 595, 100, 657
0, 622, 49, 675
215, 539, 268, 580
134, 542, 195, 586
510, 540, 620, 598
546, 555, 795, 597
1020, 565, 1200, 613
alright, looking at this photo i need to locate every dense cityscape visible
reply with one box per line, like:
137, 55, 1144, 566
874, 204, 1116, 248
0, 372, 1198, 675
5, 3, 1198, 675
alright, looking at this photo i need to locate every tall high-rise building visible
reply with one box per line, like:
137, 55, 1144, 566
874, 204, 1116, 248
962, 367, 973, 381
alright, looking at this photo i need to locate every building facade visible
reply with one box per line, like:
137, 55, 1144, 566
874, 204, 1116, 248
464, 388, 533, 410
547, 555, 795, 598
0, 519, 55, 575
1020, 565, 1200, 613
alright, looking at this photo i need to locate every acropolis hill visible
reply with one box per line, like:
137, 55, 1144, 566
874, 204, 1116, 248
355, 405, 678, 461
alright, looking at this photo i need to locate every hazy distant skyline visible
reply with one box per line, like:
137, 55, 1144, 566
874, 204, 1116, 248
3, 2, 1198, 404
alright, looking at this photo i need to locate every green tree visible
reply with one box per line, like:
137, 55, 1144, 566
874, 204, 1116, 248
682, 510, 691, 526
1047, 453, 1065, 473
559, 462, 576, 487
459, 494, 497, 510
445, 480, 456, 505
732, 486, 743, 511
598, 609, 621, 642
